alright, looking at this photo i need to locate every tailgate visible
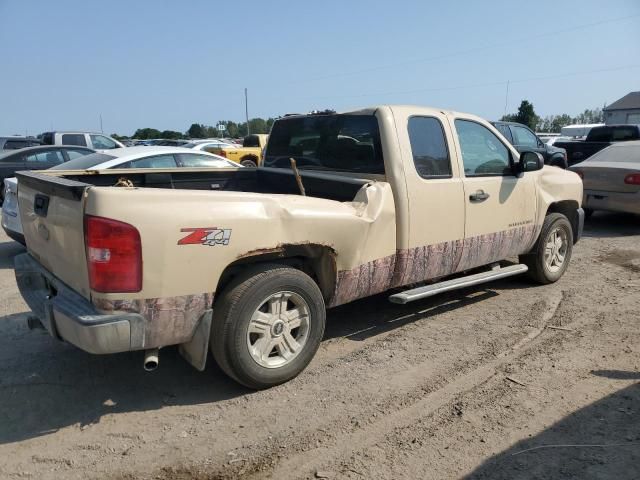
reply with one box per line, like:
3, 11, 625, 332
16, 171, 92, 299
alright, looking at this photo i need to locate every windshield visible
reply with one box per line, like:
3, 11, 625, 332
263, 114, 384, 174
50, 152, 116, 170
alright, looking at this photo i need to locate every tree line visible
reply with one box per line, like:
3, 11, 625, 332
114, 117, 278, 140
113, 101, 605, 141
501, 100, 605, 132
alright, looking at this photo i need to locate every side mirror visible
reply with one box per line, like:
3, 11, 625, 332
516, 151, 544, 173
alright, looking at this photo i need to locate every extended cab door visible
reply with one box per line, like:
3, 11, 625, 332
451, 118, 537, 271
394, 111, 465, 286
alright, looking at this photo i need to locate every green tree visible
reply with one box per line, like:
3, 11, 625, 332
161, 130, 184, 139
187, 123, 206, 138
502, 100, 539, 130
133, 128, 162, 139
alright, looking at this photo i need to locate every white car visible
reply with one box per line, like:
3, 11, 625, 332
2, 146, 241, 244
183, 139, 239, 152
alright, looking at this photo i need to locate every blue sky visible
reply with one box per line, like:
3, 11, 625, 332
1, 0, 639, 136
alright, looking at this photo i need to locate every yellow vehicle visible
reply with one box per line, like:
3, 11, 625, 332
218, 134, 268, 167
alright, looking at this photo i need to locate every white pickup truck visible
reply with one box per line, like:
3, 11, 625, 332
14, 105, 584, 388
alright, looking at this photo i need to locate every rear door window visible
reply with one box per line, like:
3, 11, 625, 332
3, 140, 28, 150
494, 124, 513, 143
511, 126, 539, 148
128, 155, 177, 168
178, 153, 234, 168
61, 134, 87, 146
407, 116, 451, 178
25, 150, 65, 164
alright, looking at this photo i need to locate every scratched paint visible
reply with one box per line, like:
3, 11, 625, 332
94, 292, 214, 348
329, 225, 537, 307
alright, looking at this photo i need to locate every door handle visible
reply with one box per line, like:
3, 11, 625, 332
469, 190, 490, 202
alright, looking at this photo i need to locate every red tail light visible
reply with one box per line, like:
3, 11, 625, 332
624, 173, 640, 185
219, 150, 227, 158
575, 170, 583, 180
84, 215, 142, 293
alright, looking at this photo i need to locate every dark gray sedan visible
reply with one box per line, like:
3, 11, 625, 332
0, 145, 95, 203
570, 141, 640, 217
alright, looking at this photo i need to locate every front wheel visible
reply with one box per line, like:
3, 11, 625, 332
210, 264, 326, 389
520, 213, 573, 284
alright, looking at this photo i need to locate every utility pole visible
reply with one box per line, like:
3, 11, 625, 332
245, 88, 250, 135
100, 114, 103, 133
503, 80, 510, 117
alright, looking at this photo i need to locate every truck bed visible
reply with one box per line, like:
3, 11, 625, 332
17, 167, 371, 203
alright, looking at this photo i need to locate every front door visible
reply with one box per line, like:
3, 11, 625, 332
452, 119, 537, 271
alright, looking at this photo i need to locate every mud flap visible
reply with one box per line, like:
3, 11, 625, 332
178, 310, 212, 371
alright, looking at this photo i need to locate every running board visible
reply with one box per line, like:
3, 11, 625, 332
388, 264, 529, 304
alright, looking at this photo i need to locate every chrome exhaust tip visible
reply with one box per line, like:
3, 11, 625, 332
143, 349, 159, 372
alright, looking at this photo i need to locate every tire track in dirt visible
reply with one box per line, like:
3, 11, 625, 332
179, 290, 566, 480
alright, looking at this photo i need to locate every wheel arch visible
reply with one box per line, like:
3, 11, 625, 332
545, 200, 580, 243
214, 243, 338, 305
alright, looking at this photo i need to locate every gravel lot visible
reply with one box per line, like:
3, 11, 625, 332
0, 212, 639, 480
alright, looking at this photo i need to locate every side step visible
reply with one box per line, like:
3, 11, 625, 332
388, 264, 529, 304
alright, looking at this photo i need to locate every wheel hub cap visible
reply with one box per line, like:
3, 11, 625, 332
544, 227, 568, 273
246, 291, 311, 369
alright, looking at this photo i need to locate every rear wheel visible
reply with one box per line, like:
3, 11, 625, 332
240, 157, 258, 167
210, 264, 325, 389
520, 213, 573, 284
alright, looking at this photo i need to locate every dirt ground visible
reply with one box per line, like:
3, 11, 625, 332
0, 211, 639, 480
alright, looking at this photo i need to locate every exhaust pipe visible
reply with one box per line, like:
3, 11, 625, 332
143, 349, 159, 371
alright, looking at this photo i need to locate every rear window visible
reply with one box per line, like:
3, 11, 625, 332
588, 126, 639, 142
3, 140, 28, 150
50, 152, 116, 170
264, 115, 384, 174
588, 143, 640, 163
61, 134, 87, 146
243, 135, 260, 147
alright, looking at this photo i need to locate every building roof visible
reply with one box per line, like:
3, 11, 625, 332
604, 91, 640, 111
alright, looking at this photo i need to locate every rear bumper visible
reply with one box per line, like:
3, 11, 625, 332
14, 253, 145, 354
583, 189, 640, 215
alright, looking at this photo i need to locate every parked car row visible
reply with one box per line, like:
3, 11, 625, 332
1, 146, 241, 244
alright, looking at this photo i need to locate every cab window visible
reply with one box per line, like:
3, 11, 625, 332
407, 116, 451, 178
455, 120, 511, 176
90, 135, 118, 149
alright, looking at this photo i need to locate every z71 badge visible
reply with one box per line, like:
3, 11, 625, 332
178, 228, 232, 246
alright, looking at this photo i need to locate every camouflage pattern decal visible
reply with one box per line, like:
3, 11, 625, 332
329, 225, 537, 307
94, 292, 214, 348
330, 254, 396, 307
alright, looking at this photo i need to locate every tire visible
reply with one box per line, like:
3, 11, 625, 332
210, 264, 326, 389
520, 213, 573, 284
240, 157, 258, 167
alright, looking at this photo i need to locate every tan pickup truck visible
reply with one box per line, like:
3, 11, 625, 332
14, 105, 584, 389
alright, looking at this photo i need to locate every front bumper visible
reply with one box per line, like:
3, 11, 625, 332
14, 253, 145, 354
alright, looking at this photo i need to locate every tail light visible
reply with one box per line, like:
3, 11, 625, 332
624, 173, 640, 185
575, 170, 583, 180
219, 150, 227, 158
84, 215, 142, 293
